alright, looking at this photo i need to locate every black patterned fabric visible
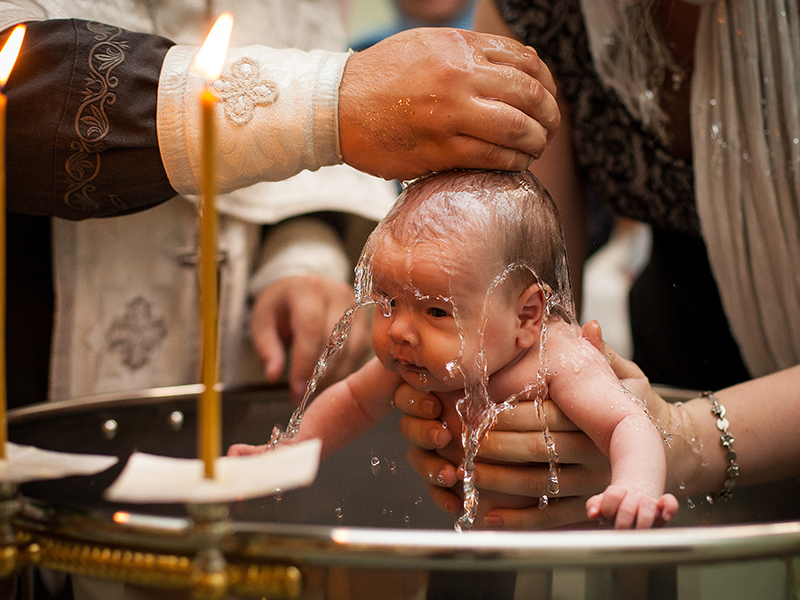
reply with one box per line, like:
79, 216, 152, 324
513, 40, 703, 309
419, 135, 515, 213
494, 0, 750, 388
5, 20, 176, 219
496, 0, 698, 236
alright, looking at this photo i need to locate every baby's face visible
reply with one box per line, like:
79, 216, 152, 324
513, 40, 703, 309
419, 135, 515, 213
369, 236, 524, 393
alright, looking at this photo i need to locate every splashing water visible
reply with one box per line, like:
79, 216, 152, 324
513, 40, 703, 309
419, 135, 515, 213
454, 265, 568, 531
267, 305, 359, 448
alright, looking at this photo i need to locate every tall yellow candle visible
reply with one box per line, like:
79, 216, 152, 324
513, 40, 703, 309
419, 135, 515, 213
193, 14, 232, 479
0, 25, 26, 461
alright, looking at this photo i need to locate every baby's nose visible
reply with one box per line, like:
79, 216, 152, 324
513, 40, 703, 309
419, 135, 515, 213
387, 313, 419, 347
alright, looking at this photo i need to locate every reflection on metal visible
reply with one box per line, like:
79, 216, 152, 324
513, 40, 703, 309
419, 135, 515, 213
5, 385, 800, 598
102, 419, 118, 440
169, 410, 185, 431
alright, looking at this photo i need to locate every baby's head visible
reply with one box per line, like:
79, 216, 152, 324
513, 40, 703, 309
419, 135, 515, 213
357, 170, 573, 391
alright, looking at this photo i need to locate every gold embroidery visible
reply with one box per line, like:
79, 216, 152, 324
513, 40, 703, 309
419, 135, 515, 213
65, 22, 129, 210
213, 57, 278, 126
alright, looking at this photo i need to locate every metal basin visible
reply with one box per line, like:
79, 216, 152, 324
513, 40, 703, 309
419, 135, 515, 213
7, 386, 800, 599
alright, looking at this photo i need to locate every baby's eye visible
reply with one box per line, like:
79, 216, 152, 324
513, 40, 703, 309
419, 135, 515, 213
428, 307, 450, 318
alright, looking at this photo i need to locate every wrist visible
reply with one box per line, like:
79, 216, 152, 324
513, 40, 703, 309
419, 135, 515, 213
664, 395, 733, 500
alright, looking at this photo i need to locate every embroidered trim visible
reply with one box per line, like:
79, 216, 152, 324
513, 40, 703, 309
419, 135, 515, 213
65, 22, 129, 211
106, 296, 167, 371
213, 57, 278, 126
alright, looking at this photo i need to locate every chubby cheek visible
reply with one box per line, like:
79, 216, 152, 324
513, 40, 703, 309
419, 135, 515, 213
371, 318, 392, 368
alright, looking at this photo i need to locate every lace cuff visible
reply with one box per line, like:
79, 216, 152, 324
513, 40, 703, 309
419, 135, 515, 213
158, 45, 347, 195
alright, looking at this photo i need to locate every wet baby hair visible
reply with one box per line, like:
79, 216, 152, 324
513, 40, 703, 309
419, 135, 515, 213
366, 169, 572, 304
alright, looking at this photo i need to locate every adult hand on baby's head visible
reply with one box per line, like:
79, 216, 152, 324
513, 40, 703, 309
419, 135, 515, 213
339, 27, 560, 181
250, 275, 372, 404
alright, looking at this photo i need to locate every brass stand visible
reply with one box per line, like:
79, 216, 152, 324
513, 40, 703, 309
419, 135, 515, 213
188, 503, 229, 600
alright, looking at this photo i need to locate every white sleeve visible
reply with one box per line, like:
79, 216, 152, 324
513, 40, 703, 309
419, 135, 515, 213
157, 45, 348, 195
247, 217, 352, 297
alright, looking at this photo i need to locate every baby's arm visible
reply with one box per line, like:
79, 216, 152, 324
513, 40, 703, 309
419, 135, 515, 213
293, 357, 402, 459
545, 321, 678, 528
228, 357, 402, 460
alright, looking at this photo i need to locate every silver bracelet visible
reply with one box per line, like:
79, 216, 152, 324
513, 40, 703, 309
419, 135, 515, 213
702, 391, 740, 502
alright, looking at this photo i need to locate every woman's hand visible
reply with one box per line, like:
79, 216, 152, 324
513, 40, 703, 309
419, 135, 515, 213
395, 380, 612, 529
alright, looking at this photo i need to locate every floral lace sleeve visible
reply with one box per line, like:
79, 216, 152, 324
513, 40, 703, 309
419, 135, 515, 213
494, 0, 699, 236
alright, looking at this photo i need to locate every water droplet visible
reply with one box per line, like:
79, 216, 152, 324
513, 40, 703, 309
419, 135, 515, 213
539, 496, 549, 509
274, 488, 283, 502
418, 373, 428, 385
436, 473, 446, 485
335, 507, 344, 522
389, 461, 397, 474
441, 421, 448, 430
687, 499, 696, 509
415, 497, 423, 506
371, 456, 381, 475
404, 513, 410, 523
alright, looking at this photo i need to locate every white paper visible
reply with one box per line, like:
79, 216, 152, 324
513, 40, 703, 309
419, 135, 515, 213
0, 442, 119, 483
104, 438, 321, 504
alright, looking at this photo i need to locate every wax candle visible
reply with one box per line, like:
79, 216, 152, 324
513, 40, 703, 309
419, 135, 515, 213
192, 14, 232, 479
0, 25, 26, 461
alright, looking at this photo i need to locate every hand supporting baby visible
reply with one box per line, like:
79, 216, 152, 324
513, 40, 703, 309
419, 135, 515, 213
398, 321, 679, 529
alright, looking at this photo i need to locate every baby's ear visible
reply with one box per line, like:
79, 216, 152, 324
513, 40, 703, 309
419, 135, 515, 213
516, 284, 545, 348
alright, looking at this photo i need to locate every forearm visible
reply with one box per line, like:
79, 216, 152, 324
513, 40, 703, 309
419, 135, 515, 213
296, 358, 397, 460
607, 414, 667, 496
665, 364, 800, 498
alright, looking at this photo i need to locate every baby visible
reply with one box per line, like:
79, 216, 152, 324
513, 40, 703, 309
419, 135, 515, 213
231, 170, 678, 529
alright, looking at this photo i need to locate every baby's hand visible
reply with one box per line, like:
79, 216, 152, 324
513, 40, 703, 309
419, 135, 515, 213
586, 484, 678, 529
227, 443, 270, 457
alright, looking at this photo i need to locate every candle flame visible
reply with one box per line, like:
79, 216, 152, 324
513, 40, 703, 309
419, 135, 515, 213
192, 13, 233, 81
0, 25, 25, 87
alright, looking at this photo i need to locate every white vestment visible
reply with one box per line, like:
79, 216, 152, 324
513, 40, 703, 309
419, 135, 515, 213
0, 0, 397, 400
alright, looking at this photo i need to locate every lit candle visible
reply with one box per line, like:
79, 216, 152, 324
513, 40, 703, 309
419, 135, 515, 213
191, 14, 233, 479
0, 25, 26, 461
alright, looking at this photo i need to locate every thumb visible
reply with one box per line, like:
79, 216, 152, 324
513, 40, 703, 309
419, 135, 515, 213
581, 320, 645, 381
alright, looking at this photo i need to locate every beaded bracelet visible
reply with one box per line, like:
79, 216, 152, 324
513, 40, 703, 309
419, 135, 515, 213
702, 391, 740, 502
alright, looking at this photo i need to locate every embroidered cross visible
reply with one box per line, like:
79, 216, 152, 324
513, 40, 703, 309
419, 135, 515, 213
213, 57, 278, 126
106, 297, 168, 370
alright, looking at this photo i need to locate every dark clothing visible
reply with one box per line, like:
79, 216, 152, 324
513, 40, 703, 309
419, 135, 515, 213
5, 19, 176, 219
3, 20, 177, 406
494, 0, 750, 389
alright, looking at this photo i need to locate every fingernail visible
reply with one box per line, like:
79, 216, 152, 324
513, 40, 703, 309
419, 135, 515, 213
422, 398, 435, 416
432, 429, 443, 447
484, 515, 503, 528
432, 427, 449, 448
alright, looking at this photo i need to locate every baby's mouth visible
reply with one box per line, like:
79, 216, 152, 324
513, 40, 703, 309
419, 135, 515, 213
395, 358, 427, 374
